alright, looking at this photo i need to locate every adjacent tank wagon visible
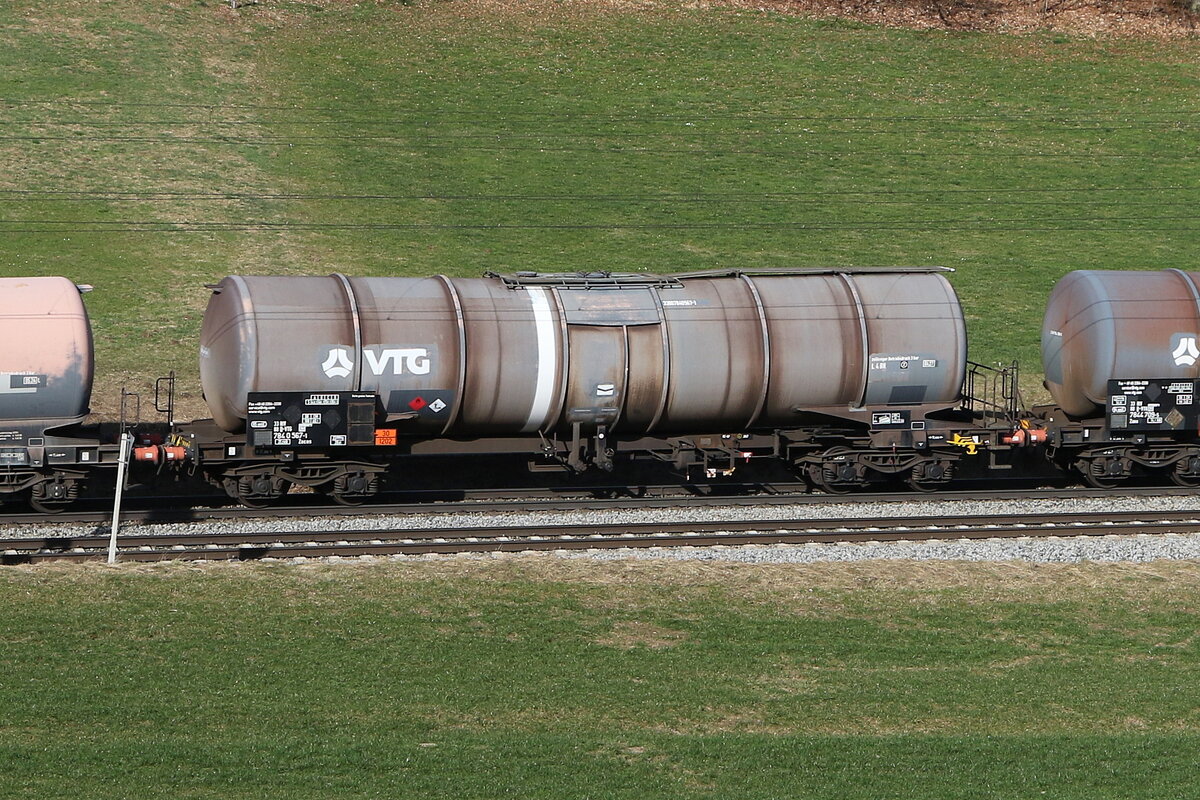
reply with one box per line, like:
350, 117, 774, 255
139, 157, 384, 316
1041, 269, 1200, 487
0, 276, 93, 425
0, 278, 126, 510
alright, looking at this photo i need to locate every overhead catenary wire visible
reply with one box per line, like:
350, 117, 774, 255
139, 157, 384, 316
3, 97, 1200, 122
0, 199, 1193, 208
0, 185, 1190, 200
0, 215, 1194, 233
3, 120, 1200, 134
0, 134, 1195, 159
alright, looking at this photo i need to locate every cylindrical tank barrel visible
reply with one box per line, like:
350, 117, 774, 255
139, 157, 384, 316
0, 277, 93, 425
199, 269, 967, 435
1043, 269, 1200, 418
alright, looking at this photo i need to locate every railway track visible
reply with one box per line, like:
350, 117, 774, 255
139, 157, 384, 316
2, 483, 1198, 528
6, 508, 1200, 565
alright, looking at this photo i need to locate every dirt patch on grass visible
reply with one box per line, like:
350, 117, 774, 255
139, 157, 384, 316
12, 554, 1200, 598
281, 0, 1200, 38
596, 620, 689, 649
732, 0, 1198, 38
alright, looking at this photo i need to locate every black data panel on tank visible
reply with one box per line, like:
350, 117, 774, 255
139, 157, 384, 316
246, 392, 377, 450
1106, 380, 1199, 432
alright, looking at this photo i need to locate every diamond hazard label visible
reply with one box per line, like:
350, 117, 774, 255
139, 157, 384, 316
387, 389, 455, 420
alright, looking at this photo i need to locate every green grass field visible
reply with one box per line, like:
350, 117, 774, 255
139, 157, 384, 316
2, 1, 1198, 414
3, 559, 1200, 798
4, 4, 1200, 796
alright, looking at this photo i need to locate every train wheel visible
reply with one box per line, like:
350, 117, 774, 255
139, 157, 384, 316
28, 495, 71, 514
591, 487, 648, 500
1170, 457, 1200, 487
905, 477, 941, 493
1080, 467, 1124, 489
815, 476, 852, 495
1083, 473, 1123, 489
1078, 457, 1129, 489
324, 471, 379, 506
28, 479, 78, 514
806, 451, 861, 495
223, 475, 287, 509
906, 461, 952, 493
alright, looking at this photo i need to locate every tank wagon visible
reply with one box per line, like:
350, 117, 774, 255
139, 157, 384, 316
0, 277, 127, 510
1041, 269, 1200, 487
188, 267, 1023, 505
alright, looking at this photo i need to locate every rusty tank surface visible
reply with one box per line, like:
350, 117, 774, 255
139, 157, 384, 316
1043, 269, 1200, 418
0, 277, 93, 428
199, 268, 968, 435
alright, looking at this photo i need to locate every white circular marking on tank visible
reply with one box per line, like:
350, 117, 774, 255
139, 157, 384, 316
738, 273, 771, 429
331, 273, 363, 389
435, 275, 468, 436
523, 287, 558, 433
836, 272, 871, 409
1168, 269, 1200, 371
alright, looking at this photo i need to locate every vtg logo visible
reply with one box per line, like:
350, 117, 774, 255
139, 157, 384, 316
1173, 335, 1200, 368
322, 347, 354, 378
321, 347, 433, 378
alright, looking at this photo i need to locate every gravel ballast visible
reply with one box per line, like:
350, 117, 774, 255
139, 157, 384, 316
548, 533, 1200, 565
7, 493, 1200, 564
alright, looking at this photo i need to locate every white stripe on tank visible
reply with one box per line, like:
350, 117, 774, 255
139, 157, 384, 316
523, 287, 557, 433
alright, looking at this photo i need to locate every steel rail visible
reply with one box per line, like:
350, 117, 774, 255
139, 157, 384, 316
5, 508, 1200, 565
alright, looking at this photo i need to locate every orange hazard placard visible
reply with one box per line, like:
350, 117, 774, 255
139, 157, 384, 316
374, 429, 398, 446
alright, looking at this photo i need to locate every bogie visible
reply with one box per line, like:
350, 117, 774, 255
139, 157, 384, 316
27, 477, 81, 514
222, 474, 288, 509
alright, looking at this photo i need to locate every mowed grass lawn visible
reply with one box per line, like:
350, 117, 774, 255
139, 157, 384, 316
2, 1, 1199, 412
4, 5, 1200, 797
2, 559, 1200, 798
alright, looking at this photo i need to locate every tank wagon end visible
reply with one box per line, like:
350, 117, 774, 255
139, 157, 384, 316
0, 277, 130, 511
1041, 268, 1200, 487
